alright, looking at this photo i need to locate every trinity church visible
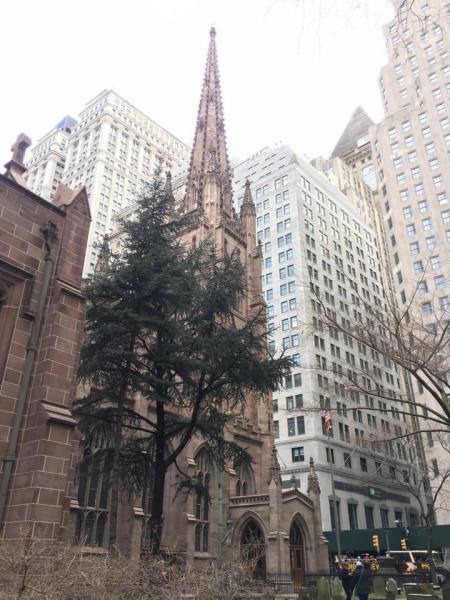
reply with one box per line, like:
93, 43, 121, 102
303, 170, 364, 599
0, 28, 328, 581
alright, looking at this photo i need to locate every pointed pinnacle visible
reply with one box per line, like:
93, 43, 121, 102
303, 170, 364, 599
243, 179, 253, 204
164, 171, 174, 198
184, 27, 232, 215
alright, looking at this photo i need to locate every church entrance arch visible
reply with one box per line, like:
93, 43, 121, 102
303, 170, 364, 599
241, 520, 267, 579
290, 521, 305, 586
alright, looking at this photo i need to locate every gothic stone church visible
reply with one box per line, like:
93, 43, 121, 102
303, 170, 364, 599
0, 29, 328, 581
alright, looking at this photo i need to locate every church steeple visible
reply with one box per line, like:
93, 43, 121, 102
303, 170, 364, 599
240, 179, 255, 217
184, 28, 233, 219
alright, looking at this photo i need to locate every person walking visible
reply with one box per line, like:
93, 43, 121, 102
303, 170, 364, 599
351, 561, 372, 600
339, 563, 354, 600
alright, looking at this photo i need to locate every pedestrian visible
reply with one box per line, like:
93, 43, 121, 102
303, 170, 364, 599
339, 563, 354, 600
352, 561, 372, 600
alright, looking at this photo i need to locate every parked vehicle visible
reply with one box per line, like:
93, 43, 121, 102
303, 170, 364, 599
386, 550, 443, 577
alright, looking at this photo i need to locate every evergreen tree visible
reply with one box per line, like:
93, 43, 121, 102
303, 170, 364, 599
75, 171, 291, 555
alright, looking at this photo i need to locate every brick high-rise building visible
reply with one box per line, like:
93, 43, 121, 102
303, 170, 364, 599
26, 91, 190, 275
0, 135, 90, 540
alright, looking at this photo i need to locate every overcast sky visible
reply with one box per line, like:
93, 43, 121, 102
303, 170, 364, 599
0, 0, 394, 167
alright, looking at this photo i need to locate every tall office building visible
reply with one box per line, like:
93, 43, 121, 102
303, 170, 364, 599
372, 0, 450, 307
368, 0, 450, 522
233, 144, 424, 533
330, 107, 377, 192
26, 115, 77, 201
331, 1, 450, 524
26, 90, 190, 274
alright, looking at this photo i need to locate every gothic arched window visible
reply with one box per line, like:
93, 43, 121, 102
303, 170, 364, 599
241, 520, 266, 578
290, 521, 303, 546
75, 449, 112, 547
235, 462, 255, 496
194, 448, 214, 552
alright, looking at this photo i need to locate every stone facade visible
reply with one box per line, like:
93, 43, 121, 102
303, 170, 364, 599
0, 137, 90, 541
371, 0, 450, 524
89, 28, 329, 578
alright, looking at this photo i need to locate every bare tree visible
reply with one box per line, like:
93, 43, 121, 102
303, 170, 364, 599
309, 268, 450, 436
294, 261, 450, 545
0, 538, 275, 600
375, 432, 450, 583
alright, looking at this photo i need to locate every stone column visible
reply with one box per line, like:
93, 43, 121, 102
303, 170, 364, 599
308, 458, 329, 573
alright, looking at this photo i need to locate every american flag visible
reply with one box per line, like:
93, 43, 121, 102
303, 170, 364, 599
325, 410, 332, 433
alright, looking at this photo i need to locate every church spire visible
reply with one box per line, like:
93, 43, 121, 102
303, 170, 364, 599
184, 28, 233, 218
240, 179, 255, 217
307, 457, 321, 496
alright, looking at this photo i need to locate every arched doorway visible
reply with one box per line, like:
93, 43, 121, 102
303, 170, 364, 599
241, 520, 267, 579
290, 522, 305, 586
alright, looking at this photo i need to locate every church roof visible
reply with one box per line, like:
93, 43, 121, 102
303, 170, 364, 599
184, 28, 233, 215
330, 106, 374, 159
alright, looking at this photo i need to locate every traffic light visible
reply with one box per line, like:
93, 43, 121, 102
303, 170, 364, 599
400, 538, 407, 550
372, 534, 380, 550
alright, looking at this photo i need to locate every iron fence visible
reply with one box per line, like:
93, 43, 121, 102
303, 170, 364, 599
251, 571, 434, 596
252, 572, 315, 595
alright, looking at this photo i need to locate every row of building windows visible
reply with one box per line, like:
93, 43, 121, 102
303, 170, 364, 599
402, 194, 448, 220
422, 295, 450, 314
330, 499, 414, 532
325, 444, 410, 471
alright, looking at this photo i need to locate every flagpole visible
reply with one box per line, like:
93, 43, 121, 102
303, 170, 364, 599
327, 417, 342, 567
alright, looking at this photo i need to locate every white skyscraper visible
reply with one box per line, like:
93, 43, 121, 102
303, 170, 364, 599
370, 0, 450, 523
233, 144, 425, 534
26, 115, 77, 201
27, 90, 190, 274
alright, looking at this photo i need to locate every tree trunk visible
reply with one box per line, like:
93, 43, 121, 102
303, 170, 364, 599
149, 344, 168, 556
108, 338, 134, 554
108, 392, 124, 555
149, 428, 167, 555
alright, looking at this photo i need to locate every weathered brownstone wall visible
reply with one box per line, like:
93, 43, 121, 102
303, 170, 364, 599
0, 175, 90, 540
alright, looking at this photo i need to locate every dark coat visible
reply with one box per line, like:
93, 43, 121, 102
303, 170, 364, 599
352, 565, 372, 595
339, 569, 354, 595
